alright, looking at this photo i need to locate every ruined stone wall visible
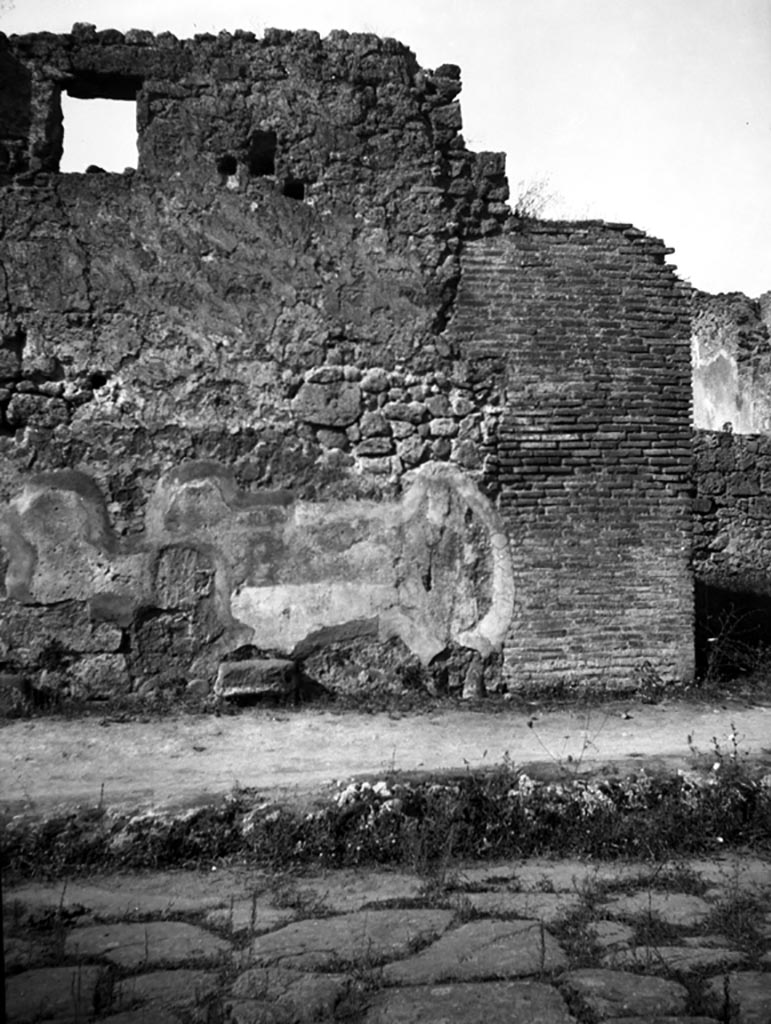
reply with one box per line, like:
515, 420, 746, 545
691, 290, 771, 435
0, 25, 694, 706
450, 224, 694, 688
693, 430, 771, 594
692, 429, 771, 675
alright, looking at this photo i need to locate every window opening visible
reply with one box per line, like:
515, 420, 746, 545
282, 177, 305, 200
247, 130, 276, 176
217, 153, 238, 176
60, 94, 137, 173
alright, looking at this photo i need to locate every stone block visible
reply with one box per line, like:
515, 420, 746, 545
728, 472, 760, 497
356, 436, 394, 457
360, 410, 391, 437
6, 393, 69, 429
562, 969, 688, 1019
317, 428, 349, 449
382, 920, 566, 984
451, 439, 481, 469
398, 436, 430, 466
703, 971, 771, 1024
249, 909, 453, 970
383, 401, 425, 424
391, 420, 415, 439
292, 381, 361, 427
364, 981, 573, 1024
0, 671, 31, 714
6, 966, 106, 1024
70, 653, 131, 699
360, 368, 389, 393
64, 921, 231, 968
426, 394, 449, 417
429, 417, 458, 438
216, 658, 297, 699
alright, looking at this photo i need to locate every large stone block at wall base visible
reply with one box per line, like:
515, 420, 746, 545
215, 659, 298, 700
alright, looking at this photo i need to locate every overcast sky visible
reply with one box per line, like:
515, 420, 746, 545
3, 0, 769, 297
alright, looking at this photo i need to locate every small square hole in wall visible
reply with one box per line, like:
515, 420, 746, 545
60, 94, 137, 173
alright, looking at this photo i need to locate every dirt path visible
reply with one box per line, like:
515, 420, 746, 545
3, 700, 770, 819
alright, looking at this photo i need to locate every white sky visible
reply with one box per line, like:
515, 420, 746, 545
2, 0, 769, 297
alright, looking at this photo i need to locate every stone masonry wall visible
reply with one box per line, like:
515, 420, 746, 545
0, 24, 695, 707
692, 429, 771, 675
451, 224, 694, 688
693, 430, 771, 595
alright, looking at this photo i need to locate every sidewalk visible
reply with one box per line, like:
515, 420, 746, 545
3, 700, 771, 818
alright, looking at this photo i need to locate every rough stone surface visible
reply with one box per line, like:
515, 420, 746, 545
64, 921, 232, 968
113, 969, 219, 1014
228, 967, 350, 1023
8, 870, 256, 918
602, 1019, 720, 1024
100, 1010, 183, 1024
215, 658, 297, 699
205, 900, 295, 935
459, 890, 581, 924
602, 891, 712, 927
602, 944, 745, 972
5, 854, 771, 1024
6, 965, 106, 1023
703, 971, 771, 1024
588, 921, 636, 950
364, 981, 575, 1023
2, 935, 47, 972
272, 869, 424, 912
248, 909, 454, 970
694, 429, 771, 615
382, 919, 567, 984
561, 969, 689, 1019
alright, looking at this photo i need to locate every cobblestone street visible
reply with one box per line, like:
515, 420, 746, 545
6, 853, 771, 1022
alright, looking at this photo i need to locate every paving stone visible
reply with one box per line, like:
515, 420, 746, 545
8, 869, 255, 919
588, 920, 635, 950
3, 935, 49, 971
561, 968, 689, 1019
602, 891, 712, 927
6, 965, 106, 1023
205, 899, 295, 935
682, 933, 733, 947
382, 919, 567, 985
228, 966, 350, 1023
272, 869, 424, 912
248, 908, 453, 970
689, 856, 771, 892
459, 890, 581, 924
112, 968, 219, 1013
99, 1009, 183, 1024
363, 980, 575, 1023
703, 971, 771, 1024
64, 920, 232, 968
602, 944, 745, 972
457, 859, 648, 892
602, 1018, 720, 1024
